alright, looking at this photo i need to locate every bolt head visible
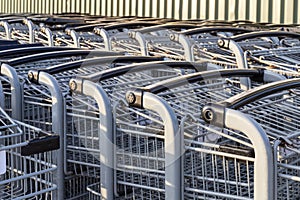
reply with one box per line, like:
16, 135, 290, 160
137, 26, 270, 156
218, 39, 224, 47
126, 92, 136, 104
69, 81, 77, 91
203, 109, 214, 122
28, 72, 34, 81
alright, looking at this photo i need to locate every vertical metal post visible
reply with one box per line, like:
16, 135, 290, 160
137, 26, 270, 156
126, 90, 182, 200
170, 33, 194, 61
0, 64, 22, 121
29, 71, 65, 200
221, 39, 251, 90
69, 78, 114, 200
128, 31, 148, 56
25, 20, 36, 44
202, 105, 274, 200
2, 22, 12, 40
42, 27, 54, 46
99, 29, 112, 51
70, 30, 81, 48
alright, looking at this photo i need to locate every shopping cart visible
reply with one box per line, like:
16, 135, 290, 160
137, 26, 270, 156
169, 27, 251, 61
65, 23, 108, 49
217, 31, 300, 76
0, 50, 123, 199
62, 17, 147, 49
127, 23, 199, 59
202, 78, 300, 199
25, 56, 169, 199
68, 62, 282, 199
0, 49, 121, 119
93, 21, 164, 54
0, 18, 41, 44
123, 69, 285, 199
0, 106, 60, 199
36, 17, 156, 48
26, 15, 108, 47
28, 58, 216, 199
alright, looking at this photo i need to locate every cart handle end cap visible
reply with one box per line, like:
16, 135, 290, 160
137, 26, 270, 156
169, 33, 179, 42
202, 103, 226, 128
126, 88, 144, 109
21, 135, 60, 156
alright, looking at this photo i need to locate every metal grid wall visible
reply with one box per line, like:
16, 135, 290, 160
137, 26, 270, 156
0, 1, 299, 25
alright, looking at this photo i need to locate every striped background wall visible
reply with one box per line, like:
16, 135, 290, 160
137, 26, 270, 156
0, 0, 299, 24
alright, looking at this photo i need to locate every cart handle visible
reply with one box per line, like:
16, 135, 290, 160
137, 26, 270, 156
180, 27, 251, 36
32, 56, 163, 75
43, 17, 85, 25
99, 21, 161, 31
135, 23, 199, 34
144, 69, 266, 94
0, 43, 44, 52
7, 50, 123, 66
48, 23, 92, 31
219, 78, 300, 109
0, 46, 78, 59
75, 61, 211, 83
222, 31, 300, 42
65, 23, 106, 32
0, 39, 19, 45
4, 18, 24, 23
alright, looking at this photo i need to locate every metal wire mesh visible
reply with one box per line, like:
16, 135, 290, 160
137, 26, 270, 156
0, 107, 57, 199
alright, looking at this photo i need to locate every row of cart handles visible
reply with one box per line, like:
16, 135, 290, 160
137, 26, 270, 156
1, 27, 300, 158
20, 61, 295, 158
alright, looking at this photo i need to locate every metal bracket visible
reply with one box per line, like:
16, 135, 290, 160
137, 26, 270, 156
202, 103, 226, 128
218, 38, 230, 49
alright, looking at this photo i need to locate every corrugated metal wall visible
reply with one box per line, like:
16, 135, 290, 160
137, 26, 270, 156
0, 0, 299, 24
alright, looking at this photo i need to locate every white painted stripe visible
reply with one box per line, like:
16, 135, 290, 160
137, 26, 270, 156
272, 0, 281, 23
228, 0, 236, 21
199, 0, 207, 19
260, 0, 269, 22
218, 0, 226, 20
238, 0, 246, 20
249, 0, 258, 22
284, 0, 293, 24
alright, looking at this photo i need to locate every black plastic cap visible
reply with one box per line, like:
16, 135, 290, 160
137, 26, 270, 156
21, 135, 60, 156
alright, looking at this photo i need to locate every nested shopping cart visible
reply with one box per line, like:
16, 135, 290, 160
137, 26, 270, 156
24, 15, 108, 47
0, 50, 122, 199
28, 58, 204, 199
0, 105, 59, 199
61, 16, 149, 49
69, 63, 282, 199
123, 69, 285, 199
169, 27, 251, 61
93, 21, 164, 54
0, 18, 41, 44
217, 31, 300, 76
0, 49, 121, 119
63, 17, 177, 49
173, 29, 300, 69
64, 23, 109, 49
201, 78, 300, 199
127, 23, 200, 59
